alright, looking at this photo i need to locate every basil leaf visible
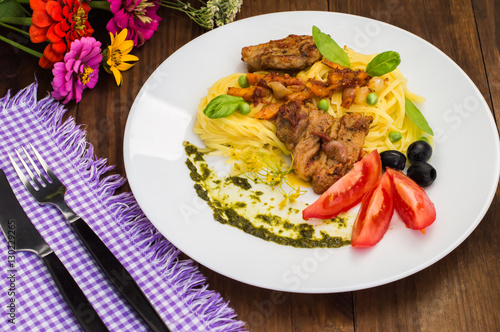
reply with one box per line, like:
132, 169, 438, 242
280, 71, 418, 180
405, 98, 434, 136
366, 51, 401, 76
203, 95, 246, 119
312, 26, 350, 68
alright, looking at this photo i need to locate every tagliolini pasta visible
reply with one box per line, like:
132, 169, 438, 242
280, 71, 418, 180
194, 48, 428, 158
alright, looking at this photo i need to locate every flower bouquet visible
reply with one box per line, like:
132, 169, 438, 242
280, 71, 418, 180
0, 0, 242, 103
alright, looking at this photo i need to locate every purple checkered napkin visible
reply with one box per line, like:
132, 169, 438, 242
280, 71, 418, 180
0, 83, 246, 331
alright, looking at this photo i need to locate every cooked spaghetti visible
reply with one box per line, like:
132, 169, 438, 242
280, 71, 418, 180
194, 48, 427, 158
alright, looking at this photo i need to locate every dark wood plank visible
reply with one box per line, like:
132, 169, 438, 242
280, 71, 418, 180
472, 0, 500, 127
0, 31, 55, 102
291, 292, 354, 332
202, 267, 294, 331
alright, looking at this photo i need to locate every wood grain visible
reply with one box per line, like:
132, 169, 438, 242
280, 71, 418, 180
473, 0, 500, 131
1, 0, 498, 331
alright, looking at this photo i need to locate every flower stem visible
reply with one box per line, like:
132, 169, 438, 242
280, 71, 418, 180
0, 22, 30, 37
88, 1, 111, 11
160, 0, 214, 29
16, 2, 32, 16
0, 17, 32, 26
0, 35, 42, 58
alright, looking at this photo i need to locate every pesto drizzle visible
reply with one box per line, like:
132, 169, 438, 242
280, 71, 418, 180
183, 141, 351, 248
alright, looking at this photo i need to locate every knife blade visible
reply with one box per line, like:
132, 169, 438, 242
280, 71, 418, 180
0, 169, 108, 332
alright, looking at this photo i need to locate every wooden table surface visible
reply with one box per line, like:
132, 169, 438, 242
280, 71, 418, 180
1, 0, 499, 331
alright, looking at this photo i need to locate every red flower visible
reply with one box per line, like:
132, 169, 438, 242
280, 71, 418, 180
29, 0, 94, 68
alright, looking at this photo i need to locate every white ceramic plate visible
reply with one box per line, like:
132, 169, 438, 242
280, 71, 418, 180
123, 11, 500, 293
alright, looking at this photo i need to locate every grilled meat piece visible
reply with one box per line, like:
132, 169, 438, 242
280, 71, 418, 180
275, 100, 373, 194
312, 112, 373, 193
241, 35, 322, 72
275, 100, 310, 150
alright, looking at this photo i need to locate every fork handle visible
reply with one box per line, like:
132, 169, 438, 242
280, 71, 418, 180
42, 252, 109, 332
70, 218, 170, 332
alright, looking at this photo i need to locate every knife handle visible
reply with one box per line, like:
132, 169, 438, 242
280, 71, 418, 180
70, 218, 170, 332
42, 252, 109, 332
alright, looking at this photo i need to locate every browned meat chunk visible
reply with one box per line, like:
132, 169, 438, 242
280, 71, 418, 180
275, 100, 310, 150
275, 100, 373, 194
241, 35, 322, 72
312, 113, 372, 193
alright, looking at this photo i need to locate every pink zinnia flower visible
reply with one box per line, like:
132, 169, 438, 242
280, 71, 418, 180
51, 37, 102, 104
106, 0, 161, 47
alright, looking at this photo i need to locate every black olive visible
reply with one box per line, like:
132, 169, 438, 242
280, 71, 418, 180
380, 150, 406, 171
407, 141, 432, 164
407, 163, 437, 187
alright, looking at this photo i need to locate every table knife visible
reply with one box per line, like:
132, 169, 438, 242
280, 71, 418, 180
0, 169, 108, 332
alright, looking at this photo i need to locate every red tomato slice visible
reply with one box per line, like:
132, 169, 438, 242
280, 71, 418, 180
351, 171, 394, 247
302, 150, 382, 220
386, 168, 436, 230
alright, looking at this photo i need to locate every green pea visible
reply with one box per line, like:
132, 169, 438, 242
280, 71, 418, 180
318, 98, 329, 111
238, 75, 249, 88
388, 131, 402, 143
238, 102, 251, 115
418, 136, 429, 143
366, 92, 378, 105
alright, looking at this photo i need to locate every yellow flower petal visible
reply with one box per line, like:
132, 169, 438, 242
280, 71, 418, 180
120, 42, 135, 55
115, 29, 128, 47
122, 54, 139, 62
117, 63, 136, 71
111, 67, 122, 86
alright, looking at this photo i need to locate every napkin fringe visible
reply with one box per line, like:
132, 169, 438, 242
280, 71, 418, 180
23, 83, 245, 332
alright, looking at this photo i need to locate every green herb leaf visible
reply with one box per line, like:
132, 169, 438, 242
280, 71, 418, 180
405, 98, 434, 136
203, 95, 246, 119
312, 26, 350, 67
366, 51, 401, 76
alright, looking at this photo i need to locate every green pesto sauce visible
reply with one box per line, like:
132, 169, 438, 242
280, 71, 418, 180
183, 141, 351, 249
249, 194, 261, 202
226, 176, 252, 190
214, 208, 348, 248
194, 183, 209, 201
322, 216, 348, 229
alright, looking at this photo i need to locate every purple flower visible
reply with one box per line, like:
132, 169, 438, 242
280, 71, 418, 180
51, 37, 102, 104
106, 0, 162, 47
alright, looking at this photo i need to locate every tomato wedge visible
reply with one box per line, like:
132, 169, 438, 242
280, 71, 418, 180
386, 168, 436, 230
302, 150, 382, 220
351, 171, 394, 247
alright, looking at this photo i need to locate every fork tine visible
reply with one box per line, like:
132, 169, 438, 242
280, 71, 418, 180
14, 149, 38, 182
8, 152, 37, 189
22, 146, 46, 181
29, 143, 55, 181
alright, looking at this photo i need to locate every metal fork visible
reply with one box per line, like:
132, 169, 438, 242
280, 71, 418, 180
9, 144, 170, 332
10, 145, 79, 222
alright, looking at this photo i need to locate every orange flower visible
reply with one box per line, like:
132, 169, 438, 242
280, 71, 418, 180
29, 0, 94, 68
